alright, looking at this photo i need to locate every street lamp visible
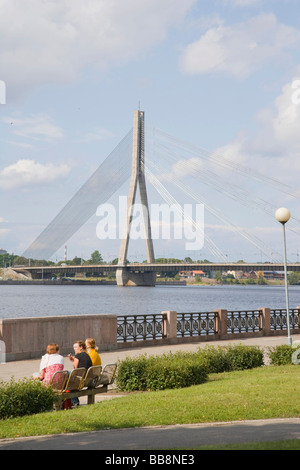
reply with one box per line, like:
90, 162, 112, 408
275, 208, 292, 345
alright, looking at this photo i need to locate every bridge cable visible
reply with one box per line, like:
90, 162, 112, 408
149, 129, 300, 235
144, 164, 228, 262
146, 157, 282, 263
23, 130, 133, 260
154, 128, 300, 201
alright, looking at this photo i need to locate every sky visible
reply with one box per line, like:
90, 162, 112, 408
1, 0, 300, 263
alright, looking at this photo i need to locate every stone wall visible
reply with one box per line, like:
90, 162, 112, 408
0, 315, 117, 361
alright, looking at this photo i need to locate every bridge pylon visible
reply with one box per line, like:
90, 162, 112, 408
116, 110, 156, 286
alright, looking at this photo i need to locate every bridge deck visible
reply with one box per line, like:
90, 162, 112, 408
13, 262, 300, 276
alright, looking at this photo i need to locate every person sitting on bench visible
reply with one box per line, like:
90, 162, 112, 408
68, 340, 92, 407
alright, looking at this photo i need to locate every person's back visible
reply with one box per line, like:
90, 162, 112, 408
88, 347, 101, 366
39, 344, 64, 384
85, 338, 101, 366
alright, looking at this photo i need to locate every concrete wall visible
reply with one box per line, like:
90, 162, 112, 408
0, 315, 117, 362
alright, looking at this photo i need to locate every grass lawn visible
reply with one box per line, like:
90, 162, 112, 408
0, 365, 300, 439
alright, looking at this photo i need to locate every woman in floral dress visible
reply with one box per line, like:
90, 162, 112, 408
38, 343, 64, 384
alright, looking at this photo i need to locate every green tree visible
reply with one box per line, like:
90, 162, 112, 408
288, 272, 300, 285
257, 272, 266, 285
71, 256, 85, 265
89, 250, 103, 264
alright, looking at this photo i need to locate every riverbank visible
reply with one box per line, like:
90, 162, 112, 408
0, 279, 186, 286
0, 267, 289, 287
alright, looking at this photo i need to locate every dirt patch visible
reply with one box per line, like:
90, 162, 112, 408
0, 268, 31, 280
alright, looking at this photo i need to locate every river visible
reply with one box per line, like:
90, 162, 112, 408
0, 284, 300, 319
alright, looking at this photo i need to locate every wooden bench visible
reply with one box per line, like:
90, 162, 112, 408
50, 363, 117, 408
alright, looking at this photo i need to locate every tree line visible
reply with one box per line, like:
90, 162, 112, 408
1, 251, 210, 268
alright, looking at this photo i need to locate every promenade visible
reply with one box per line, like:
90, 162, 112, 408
0, 334, 300, 450
0, 334, 296, 383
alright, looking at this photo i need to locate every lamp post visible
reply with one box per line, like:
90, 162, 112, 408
275, 208, 292, 345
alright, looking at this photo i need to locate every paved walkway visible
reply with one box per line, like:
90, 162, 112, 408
0, 335, 299, 450
1, 418, 300, 450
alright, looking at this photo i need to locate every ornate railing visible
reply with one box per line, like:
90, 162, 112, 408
116, 308, 300, 345
177, 312, 218, 337
227, 310, 262, 334
270, 308, 299, 331
117, 314, 166, 343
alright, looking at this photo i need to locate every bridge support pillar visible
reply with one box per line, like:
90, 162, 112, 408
117, 110, 156, 287
116, 268, 156, 287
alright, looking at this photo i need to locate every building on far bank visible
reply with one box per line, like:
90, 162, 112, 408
226, 270, 284, 280
262, 271, 284, 280
179, 270, 206, 279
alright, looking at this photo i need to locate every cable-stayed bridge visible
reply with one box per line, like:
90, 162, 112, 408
20, 110, 300, 286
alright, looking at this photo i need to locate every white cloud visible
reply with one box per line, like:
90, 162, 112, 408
213, 72, 300, 184
2, 115, 64, 142
0, 159, 70, 189
78, 127, 114, 143
159, 157, 204, 182
0, 0, 195, 98
180, 13, 300, 78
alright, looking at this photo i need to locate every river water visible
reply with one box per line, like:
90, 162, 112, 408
0, 284, 300, 319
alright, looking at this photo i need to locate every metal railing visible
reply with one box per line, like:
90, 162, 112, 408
117, 314, 166, 343
116, 308, 300, 344
226, 310, 262, 334
177, 312, 218, 337
270, 308, 299, 331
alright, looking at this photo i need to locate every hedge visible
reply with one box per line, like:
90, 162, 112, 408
116, 351, 208, 392
193, 344, 264, 373
268, 344, 300, 366
116, 344, 264, 392
0, 378, 56, 420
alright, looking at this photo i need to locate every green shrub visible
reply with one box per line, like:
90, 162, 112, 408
268, 344, 300, 366
195, 344, 264, 373
116, 352, 207, 392
116, 355, 149, 391
144, 353, 208, 391
0, 378, 56, 420
224, 344, 264, 370
194, 346, 230, 373
116, 344, 264, 392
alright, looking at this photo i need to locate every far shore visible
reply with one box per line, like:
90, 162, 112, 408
0, 276, 290, 287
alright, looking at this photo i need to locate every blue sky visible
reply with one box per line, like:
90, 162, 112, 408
1, 0, 300, 263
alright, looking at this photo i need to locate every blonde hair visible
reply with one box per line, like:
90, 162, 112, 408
86, 338, 98, 351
